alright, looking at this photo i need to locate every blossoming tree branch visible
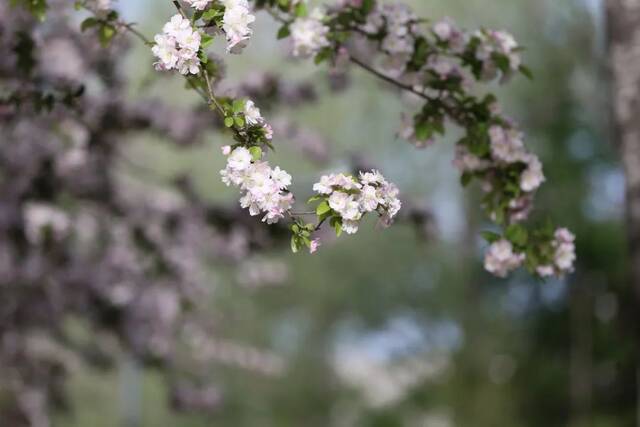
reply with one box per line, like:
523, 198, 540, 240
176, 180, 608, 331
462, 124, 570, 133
75, 0, 575, 278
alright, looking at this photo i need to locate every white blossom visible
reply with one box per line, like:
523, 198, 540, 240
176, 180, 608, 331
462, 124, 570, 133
24, 203, 70, 245
553, 228, 576, 274
309, 238, 321, 254
221, 148, 294, 224
290, 8, 330, 58
184, 0, 213, 10
312, 170, 401, 235
244, 100, 263, 125
222, 0, 256, 53
152, 15, 201, 75
453, 145, 489, 173
520, 154, 545, 192
489, 125, 526, 163
484, 239, 525, 278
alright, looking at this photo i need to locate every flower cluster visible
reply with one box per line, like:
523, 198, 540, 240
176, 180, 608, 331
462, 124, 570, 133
312, 170, 401, 235
145, 0, 575, 273
361, 3, 419, 76
24, 203, 71, 245
267, 0, 575, 276
221, 147, 294, 224
536, 228, 576, 277
152, 14, 201, 75
484, 239, 525, 278
221, 0, 256, 53
471, 29, 522, 83
484, 226, 576, 279
290, 8, 330, 58
486, 124, 546, 193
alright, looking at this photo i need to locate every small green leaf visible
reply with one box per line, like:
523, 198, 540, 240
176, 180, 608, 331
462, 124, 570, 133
314, 48, 332, 65
481, 231, 501, 244
294, 2, 307, 17
202, 8, 221, 21
81, 18, 99, 32
519, 65, 533, 80
249, 146, 262, 161
98, 24, 116, 47
316, 201, 331, 216
224, 117, 234, 127
232, 99, 245, 113
331, 216, 343, 237
506, 224, 528, 246
277, 25, 290, 39
201, 34, 214, 49
460, 172, 473, 187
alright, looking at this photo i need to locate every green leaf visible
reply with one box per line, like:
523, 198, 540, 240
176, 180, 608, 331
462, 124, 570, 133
232, 99, 245, 113
294, 2, 307, 17
460, 172, 473, 187
481, 231, 501, 244
224, 117, 234, 127
277, 25, 290, 39
506, 224, 528, 247
234, 116, 245, 128
314, 48, 332, 65
414, 121, 433, 141
81, 17, 99, 32
249, 146, 262, 161
98, 24, 116, 47
202, 8, 221, 21
519, 65, 533, 80
201, 34, 214, 49
290, 236, 299, 253
316, 201, 331, 216
331, 216, 343, 237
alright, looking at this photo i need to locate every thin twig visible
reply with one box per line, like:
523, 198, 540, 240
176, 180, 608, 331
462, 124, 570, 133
172, 0, 189, 19
121, 23, 152, 45
349, 56, 431, 101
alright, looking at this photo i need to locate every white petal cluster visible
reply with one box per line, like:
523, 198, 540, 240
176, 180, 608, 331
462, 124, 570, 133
221, 0, 256, 53
431, 18, 466, 53
489, 125, 526, 163
152, 15, 201, 75
474, 29, 521, 82
554, 228, 576, 273
241, 100, 273, 139
488, 125, 545, 193
313, 170, 401, 235
290, 8, 330, 58
24, 203, 70, 245
221, 147, 294, 224
484, 239, 525, 278
536, 228, 576, 277
453, 145, 489, 173
520, 154, 545, 192
184, 0, 214, 10
360, 3, 418, 75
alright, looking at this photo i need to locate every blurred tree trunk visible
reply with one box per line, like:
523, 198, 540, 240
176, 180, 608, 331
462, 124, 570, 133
606, 1, 640, 425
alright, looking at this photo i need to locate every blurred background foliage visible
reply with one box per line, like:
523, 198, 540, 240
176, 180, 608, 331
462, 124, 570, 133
53, 0, 630, 426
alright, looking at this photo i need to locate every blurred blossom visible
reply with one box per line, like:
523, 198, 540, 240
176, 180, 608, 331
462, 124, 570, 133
236, 257, 289, 289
